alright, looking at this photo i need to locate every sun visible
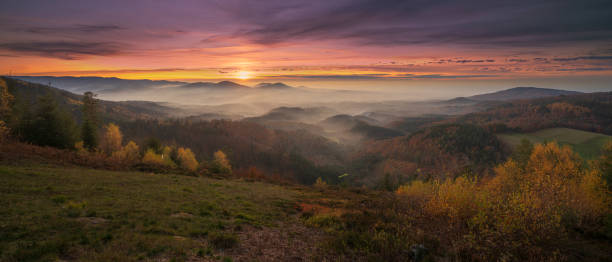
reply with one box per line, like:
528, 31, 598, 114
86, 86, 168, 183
236, 71, 252, 80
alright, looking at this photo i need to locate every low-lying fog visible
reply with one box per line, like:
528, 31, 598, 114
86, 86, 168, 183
15, 76, 491, 119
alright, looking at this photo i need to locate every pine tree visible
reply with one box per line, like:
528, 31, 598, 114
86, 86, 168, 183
22, 94, 77, 148
511, 139, 533, 169
81, 92, 99, 150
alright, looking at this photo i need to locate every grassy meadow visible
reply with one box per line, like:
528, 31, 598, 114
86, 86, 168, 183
0, 165, 330, 261
498, 128, 612, 159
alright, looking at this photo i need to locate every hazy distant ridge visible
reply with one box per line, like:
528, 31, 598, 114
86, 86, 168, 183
468, 87, 582, 101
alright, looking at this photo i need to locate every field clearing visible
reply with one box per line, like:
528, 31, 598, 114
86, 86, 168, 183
498, 128, 612, 159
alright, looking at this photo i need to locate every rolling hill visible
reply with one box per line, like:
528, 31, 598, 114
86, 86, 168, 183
455, 91, 612, 135
468, 87, 582, 101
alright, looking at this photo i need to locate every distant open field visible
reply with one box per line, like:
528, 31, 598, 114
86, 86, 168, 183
498, 128, 612, 159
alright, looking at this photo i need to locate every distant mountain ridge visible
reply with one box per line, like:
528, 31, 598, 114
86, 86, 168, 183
179, 81, 249, 89
12, 76, 296, 93
468, 87, 582, 101
255, 82, 293, 89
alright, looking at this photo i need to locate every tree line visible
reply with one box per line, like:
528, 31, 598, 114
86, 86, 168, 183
0, 78, 231, 175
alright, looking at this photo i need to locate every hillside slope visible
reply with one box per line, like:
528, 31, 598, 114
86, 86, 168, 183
2, 77, 180, 121
0, 165, 330, 261
352, 123, 507, 186
456, 92, 612, 134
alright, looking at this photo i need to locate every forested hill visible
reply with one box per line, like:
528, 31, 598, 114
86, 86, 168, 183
1, 76, 348, 185
454, 91, 612, 135
2, 77, 179, 122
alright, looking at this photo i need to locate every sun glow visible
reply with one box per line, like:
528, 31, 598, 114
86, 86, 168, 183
236, 71, 252, 80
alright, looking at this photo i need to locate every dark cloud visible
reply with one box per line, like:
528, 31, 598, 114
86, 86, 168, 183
552, 55, 612, 62
265, 73, 495, 80
557, 67, 610, 71
24, 24, 123, 34
410, 74, 496, 79
218, 0, 612, 47
268, 74, 391, 80
431, 58, 495, 64
533, 57, 549, 63
75, 24, 123, 33
508, 59, 528, 62
456, 60, 485, 63
0, 41, 124, 60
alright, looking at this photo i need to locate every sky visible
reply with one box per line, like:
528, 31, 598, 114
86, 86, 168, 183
1, 0, 612, 92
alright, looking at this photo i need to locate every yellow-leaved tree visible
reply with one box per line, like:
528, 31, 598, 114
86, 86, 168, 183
142, 148, 164, 166
213, 150, 231, 174
161, 146, 176, 167
100, 123, 122, 154
111, 141, 140, 165
176, 147, 198, 171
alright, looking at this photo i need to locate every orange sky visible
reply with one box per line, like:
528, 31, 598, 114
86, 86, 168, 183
1, 0, 611, 91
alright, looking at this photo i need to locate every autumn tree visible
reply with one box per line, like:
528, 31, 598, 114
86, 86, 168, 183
176, 147, 198, 171
161, 146, 176, 167
111, 141, 140, 165
81, 92, 99, 150
0, 79, 14, 143
0, 78, 14, 121
212, 150, 232, 174
101, 123, 122, 154
142, 148, 164, 166
396, 142, 610, 259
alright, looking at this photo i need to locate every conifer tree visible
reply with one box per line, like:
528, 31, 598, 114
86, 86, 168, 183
22, 94, 77, 148
81, 92, 99, 150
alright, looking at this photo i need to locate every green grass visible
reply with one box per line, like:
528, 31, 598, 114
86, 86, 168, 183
498, 128, 612, 159
0, 165, 306, 261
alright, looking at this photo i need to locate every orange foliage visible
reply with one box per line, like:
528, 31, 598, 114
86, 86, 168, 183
111, 141, 140, 165
100, 123, 123, 154
176, 147, 198, 171
396, 142, 611, 260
